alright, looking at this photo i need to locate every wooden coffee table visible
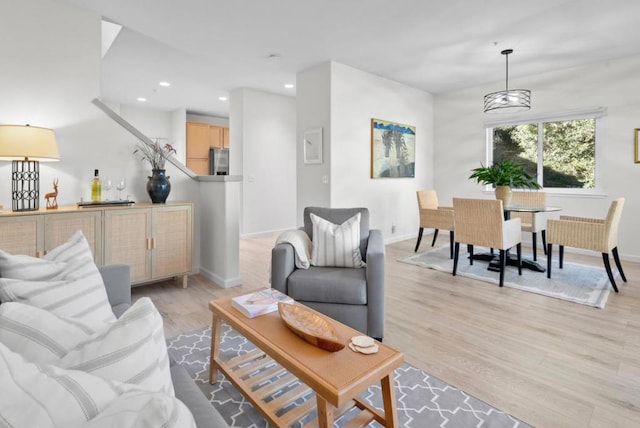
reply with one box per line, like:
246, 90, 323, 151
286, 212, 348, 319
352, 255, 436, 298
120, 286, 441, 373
208, 295, 404, 427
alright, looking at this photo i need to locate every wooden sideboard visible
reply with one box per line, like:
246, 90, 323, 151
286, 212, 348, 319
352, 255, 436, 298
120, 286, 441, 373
0, 202, 193, 288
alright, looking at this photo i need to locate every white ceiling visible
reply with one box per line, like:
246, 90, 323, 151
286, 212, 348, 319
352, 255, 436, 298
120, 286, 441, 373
59, 0, 640, 118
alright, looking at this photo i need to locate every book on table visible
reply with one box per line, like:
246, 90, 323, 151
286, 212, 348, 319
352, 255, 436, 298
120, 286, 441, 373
231, 288, 294, 318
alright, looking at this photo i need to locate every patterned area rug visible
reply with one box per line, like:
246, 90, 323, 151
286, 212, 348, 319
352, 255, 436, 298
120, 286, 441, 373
399, 246, 612, 308
167, 324, 530, 427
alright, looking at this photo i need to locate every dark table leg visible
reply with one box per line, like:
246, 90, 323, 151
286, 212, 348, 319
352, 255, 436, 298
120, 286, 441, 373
471, 252, 545, 273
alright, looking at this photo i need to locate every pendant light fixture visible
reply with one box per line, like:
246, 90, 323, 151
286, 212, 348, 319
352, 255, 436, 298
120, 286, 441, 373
484, 49, 530, 113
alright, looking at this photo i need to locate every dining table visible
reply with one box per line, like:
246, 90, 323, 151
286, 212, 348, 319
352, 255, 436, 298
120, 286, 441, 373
474, 204, 562, 273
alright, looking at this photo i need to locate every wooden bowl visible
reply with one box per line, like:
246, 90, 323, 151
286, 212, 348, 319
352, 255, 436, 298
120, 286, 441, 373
278, 302, 345, 352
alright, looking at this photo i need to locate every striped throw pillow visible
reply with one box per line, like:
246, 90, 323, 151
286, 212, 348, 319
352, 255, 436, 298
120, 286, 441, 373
310, 212, 365, 268
0, 230, 115, 323
0, 302, 106, 364
0, 297, 173, 396
0, 274, 116, 322
0, 342, 195, 428
59, 297, 174, 396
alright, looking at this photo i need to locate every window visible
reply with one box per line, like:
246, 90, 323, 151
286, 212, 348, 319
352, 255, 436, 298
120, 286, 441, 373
486, 109, 604, 190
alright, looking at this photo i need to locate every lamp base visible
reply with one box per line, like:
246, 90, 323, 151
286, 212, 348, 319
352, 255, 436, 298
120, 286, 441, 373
11, 160, 39, 211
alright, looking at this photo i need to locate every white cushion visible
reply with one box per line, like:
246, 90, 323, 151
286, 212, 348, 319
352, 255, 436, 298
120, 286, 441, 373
0, 229, 93, 279
61, 297, 174, 396
0, 302, 105, 364
0, 275, 116, 322
0, 230, 115, 322
0, 298, 174, 396
310, 212, 365, 268
85, 391, 196, 428
0, 342, 195, 428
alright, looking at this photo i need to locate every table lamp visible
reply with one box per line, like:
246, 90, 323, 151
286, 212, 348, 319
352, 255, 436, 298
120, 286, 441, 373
0, 124, 60, 211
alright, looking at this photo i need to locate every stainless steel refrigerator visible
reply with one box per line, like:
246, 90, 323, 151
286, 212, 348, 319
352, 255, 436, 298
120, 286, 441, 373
209, 148, 229, 175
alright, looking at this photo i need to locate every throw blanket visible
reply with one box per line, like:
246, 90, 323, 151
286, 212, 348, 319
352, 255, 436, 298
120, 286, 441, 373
275, 230, 312, 269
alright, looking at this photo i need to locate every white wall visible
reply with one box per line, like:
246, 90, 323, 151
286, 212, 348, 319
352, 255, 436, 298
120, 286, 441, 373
198, 178, 241, 287
0, 0, 100, 206
234, 88, 297, 237
171, 108, 187, 164
296, 62, 332, 224
434, 54, 640, 260
0, 0, 202, 269
331, 63, 433, 240
297, 62, 434, 241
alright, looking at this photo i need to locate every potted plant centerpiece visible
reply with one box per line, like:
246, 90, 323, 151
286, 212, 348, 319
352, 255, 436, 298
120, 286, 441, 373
134, 140, 176, 203
468, 159, 541, 207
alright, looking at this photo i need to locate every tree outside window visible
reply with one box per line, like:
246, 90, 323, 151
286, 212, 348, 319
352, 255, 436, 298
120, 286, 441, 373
492, 118, 596, 189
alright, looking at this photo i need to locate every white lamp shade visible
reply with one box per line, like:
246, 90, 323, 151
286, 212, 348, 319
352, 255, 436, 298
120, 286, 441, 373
0, 125, 60, 161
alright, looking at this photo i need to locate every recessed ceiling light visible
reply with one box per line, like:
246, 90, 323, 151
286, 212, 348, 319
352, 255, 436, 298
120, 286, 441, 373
159, 81, 171, 87
218, 96, 228, 101
284, 83, 295, 89
136, 97, 147, 102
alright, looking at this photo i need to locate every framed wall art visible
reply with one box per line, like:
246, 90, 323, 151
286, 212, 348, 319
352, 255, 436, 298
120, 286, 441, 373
303, 128, 323, 164
635, 128, 640, 163
370, 118, 416, 178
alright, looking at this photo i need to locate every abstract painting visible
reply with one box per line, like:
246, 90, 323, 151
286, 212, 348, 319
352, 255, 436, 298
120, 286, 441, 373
370, 118, 416, 178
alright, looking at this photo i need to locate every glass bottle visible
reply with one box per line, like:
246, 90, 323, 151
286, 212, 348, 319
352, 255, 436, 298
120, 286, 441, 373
91, 169, 102, 202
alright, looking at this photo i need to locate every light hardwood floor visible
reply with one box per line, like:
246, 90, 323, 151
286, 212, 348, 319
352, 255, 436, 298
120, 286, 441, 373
133, 235, 640, 428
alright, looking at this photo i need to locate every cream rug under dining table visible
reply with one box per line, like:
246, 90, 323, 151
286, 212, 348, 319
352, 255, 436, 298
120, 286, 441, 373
399, 246, 614, 308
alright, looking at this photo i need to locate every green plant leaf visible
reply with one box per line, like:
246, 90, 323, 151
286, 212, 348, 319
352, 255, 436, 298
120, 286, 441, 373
468, 159, 541, 189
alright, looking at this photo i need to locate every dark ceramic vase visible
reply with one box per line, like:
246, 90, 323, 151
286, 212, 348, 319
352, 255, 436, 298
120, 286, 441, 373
146, 169, 171, 203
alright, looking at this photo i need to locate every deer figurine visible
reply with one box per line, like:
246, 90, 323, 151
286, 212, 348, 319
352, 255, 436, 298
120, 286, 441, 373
45, 178, 59, 209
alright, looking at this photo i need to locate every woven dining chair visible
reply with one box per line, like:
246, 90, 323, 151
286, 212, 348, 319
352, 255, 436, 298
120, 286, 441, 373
415, 190, 455, 258
453, 198, 522, 287
546, 198, 627, 292
510, 190, 550, 261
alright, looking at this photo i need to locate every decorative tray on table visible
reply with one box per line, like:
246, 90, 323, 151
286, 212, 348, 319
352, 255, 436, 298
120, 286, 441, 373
77, 200, 135, 207
277, 302, 345, 352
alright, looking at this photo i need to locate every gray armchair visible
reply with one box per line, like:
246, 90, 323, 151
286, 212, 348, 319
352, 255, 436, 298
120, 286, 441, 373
271, 207, 385, 340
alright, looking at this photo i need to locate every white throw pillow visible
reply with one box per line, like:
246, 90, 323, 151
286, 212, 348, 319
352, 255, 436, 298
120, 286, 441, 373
59, 297, 175, 396
0, 302, 106, 364
0, 342, 195, 428
0, 298, 174, 396
0, 275, 116, 322
0, 230, 115, 323
310, 212, 365, 268
0, 229, 93, 279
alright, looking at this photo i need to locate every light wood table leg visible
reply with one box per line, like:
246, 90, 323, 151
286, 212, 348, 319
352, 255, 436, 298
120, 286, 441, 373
182, 274, 188, 288
315, 395, 335, 427
209, 314, 222, 384
381, 373, 398, 427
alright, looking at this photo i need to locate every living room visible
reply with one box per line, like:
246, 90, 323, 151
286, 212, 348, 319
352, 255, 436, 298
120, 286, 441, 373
2, 0, 640, 427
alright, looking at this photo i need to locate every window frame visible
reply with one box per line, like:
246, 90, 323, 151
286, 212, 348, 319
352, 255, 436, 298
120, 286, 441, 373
484, 107, 606, 197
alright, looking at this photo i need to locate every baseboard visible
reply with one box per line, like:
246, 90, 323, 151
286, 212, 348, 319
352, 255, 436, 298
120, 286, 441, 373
385, 233, 417, 245
199, 266, 242, 288
240, 228, 288, 239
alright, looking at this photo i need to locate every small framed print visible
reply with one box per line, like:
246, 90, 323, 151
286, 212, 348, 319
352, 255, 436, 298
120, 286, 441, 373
635, 128, 640, 163
303, 128, 323, 164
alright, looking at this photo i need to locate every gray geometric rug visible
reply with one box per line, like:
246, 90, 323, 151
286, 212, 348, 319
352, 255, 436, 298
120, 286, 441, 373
167, 324, 530, 427
399, 246, 612, 308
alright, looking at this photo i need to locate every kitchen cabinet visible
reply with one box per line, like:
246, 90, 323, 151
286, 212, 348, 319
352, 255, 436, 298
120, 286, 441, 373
186, 121, 229, 174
